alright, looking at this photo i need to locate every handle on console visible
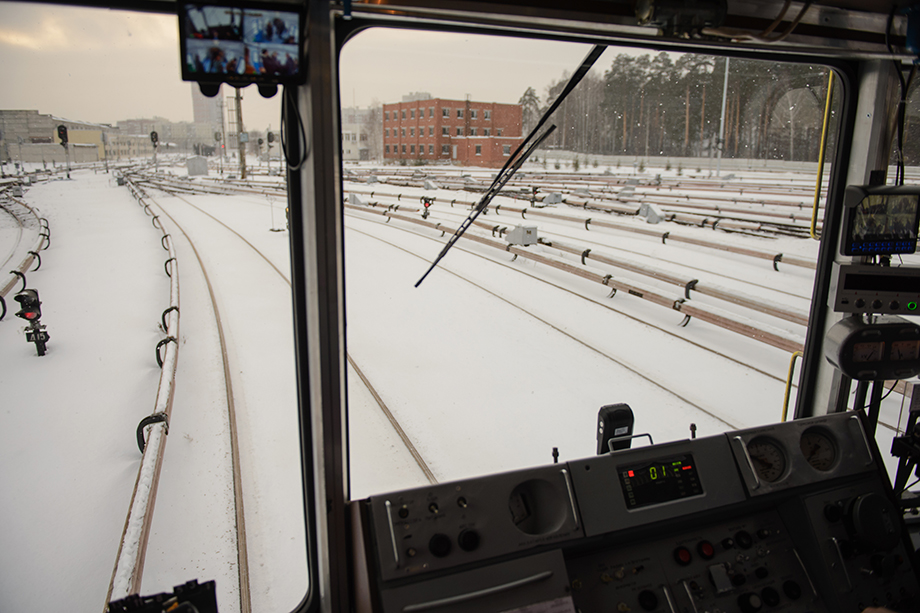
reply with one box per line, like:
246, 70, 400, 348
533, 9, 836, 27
829, 537, 853, 591
681, 580, 700, 613
733, 436, 761, 490
662, 585, 678, 613
561, 469, 579, 530
385, 500, 400, 568
401, 570, 554, 612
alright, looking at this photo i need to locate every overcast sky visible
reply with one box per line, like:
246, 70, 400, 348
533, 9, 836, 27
0, 1, 611, 132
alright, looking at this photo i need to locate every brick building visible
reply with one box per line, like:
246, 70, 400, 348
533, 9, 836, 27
382, 97, 523, 167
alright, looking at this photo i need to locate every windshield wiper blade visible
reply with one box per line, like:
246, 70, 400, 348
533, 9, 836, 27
414, 44, 606, 287
414, 124, 556, 288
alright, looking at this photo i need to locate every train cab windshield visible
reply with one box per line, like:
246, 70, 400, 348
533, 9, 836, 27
4, 2, 920, 613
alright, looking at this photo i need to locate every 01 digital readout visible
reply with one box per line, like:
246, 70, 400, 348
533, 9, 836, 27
618, 454, 703, 509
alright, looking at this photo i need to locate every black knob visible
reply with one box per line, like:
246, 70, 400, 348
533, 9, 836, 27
891, 301, 901, 310
457, 529, 480, 552
782, 580, 802, 600
735, 530, 754, 549
848, 493, 900, 551
398, 506, 409, 519
731, 572, 747, 587
873, 299, 883, 310
855, 298, 866, 309
754, 566, 769, 580
738, 592, 763, 613
824, 503, 842, 523
761, 586, 781, 607
638, 589, 659, 611
756, 528, 771, 540
428, 533, 452, 558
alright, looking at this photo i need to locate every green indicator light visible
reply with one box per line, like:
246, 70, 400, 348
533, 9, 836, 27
909, 302, 918, 311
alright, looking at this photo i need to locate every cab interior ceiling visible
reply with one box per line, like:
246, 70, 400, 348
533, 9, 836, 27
11, 0, 911, 57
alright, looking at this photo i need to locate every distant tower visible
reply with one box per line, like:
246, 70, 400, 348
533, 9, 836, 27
191, 83, 223, 126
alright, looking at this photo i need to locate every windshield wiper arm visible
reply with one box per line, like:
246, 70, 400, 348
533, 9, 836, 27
414, 44, 606, 287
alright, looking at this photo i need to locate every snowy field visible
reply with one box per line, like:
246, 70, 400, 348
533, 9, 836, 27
1, 163, 917, 612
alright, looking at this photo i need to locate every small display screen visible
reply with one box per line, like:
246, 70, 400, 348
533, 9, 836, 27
180, 3, 302, 85
618, 454, 703, 510
844, 190, 920, 255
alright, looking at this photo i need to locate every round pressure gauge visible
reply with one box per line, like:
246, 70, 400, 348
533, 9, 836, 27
800, 428, 837, 472
747, 437, 787, 483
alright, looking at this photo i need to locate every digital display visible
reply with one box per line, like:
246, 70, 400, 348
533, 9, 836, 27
179, 3, 303, 85
842, 187, 920, 256
618, 454, 703, 510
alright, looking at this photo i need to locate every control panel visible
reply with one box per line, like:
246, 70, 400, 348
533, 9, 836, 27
830, 263, 920, 315
356, 412, 920, 613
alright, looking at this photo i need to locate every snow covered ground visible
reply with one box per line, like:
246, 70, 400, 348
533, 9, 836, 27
1, 163, 916, 613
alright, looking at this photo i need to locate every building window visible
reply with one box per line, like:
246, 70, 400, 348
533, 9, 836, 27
419, 109, 423, 118
457, 109, 463, 118
429, 107, 434, 117
410, 109, 415, 119
401, 128, 406, 137
402, 110, 406, 119
442, 126, 449, 136
476, 144, 482, 156
497, 129, 503, 136
385, 129, 389, 137
428, 144, 434, 154
385, 111, 389, 121
410, 128, 415, 137
442, 108, 449, 118
428, 126, 434, 136
484, 110, 491, 120
441, 144, 449, 155
484, 128, 490, 137
402, 144, 406, 154
471, 110, 478, 119
385, 145, 390, 153
470, 128, 477, 136
503, 145, 511, 155
410, 144, 415, 154
456, 127, 462, 136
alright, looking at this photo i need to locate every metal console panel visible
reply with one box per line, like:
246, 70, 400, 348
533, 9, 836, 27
362, 412, 919, 613
367, 464, 583, 583
567, 434, 745, 538
727, 412, 874, 496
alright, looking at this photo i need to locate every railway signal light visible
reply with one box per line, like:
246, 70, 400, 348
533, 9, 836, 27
150, 131, 159, 146
14, 289, 41, 321
57, 125, 68, 146
267, 132, 275, 144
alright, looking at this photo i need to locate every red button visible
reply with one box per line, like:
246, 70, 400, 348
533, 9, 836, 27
674, 546, 692, 565
698, 541, 715, 559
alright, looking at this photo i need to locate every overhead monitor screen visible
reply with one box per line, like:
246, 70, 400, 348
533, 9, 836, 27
842, 187, 920, 255
179, 3, 303, 86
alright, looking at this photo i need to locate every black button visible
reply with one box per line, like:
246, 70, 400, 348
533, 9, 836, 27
457, 529, 480, 552
428, 533, 451, 558
824, 503, 842, 523
638, 589, 659, 611
754, 566, 769, 579
761, 586, 781, 606
856, 298, 866, 309
891, 301, 900, 310
756, 528, 771, 540
732, 573, 747, 587
783, 580, 802, 600
398, 506, 409, 519
735, 530, 754, 549
873, 299, 883, 310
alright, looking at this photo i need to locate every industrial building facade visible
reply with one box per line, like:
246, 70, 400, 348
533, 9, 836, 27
382, 97, 523, 167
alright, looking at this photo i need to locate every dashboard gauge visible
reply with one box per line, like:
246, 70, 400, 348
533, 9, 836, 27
746, 437, 787, 483
892, 339, 920, 361
852, 341, 885, 363
800, 428, 837, 471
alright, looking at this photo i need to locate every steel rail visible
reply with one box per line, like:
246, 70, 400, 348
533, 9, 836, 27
155, 188, 438, 486
346, 224, 740, 431
129, 185, 253, 613
106, 180, 181, 606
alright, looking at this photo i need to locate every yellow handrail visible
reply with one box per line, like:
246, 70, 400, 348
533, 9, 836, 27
811, 70, 835, 240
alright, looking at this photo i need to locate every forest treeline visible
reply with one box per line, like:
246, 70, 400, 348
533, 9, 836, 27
520, 51, 839, 162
